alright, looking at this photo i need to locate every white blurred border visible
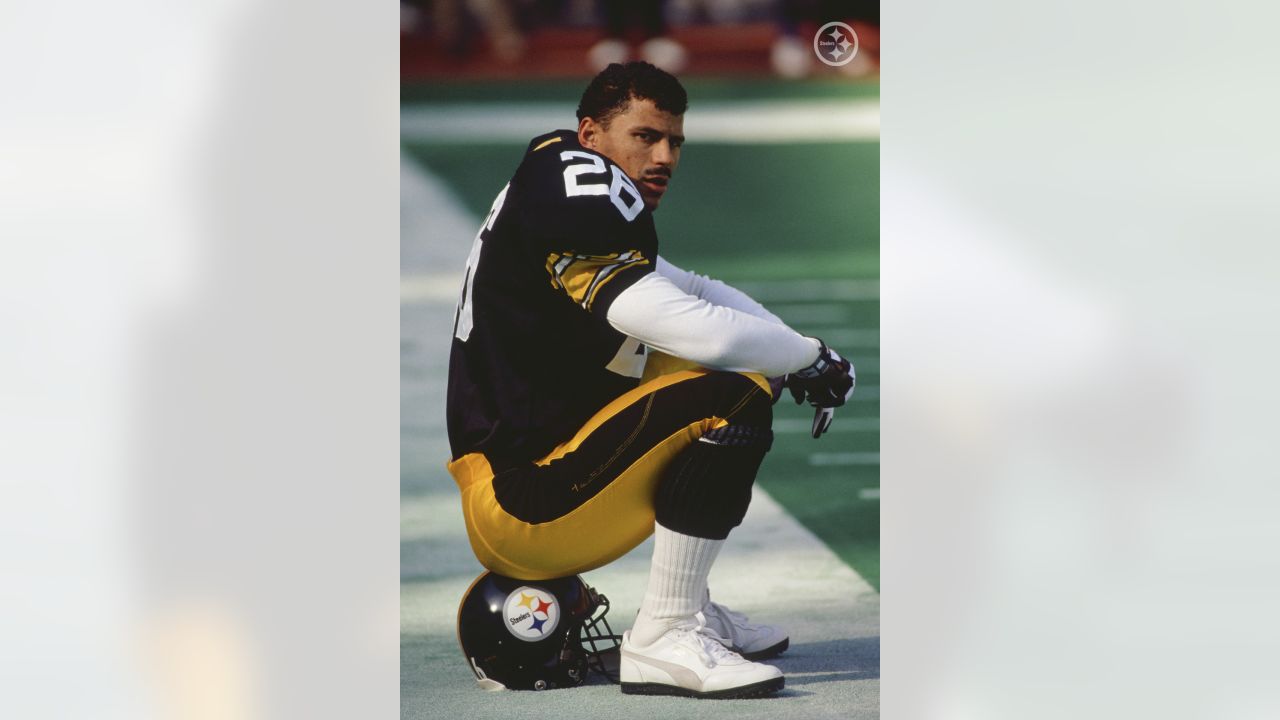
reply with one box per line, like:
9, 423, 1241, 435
883, 0, 1280, 717
8, 0, 1280, 715
1, 1, 398, 717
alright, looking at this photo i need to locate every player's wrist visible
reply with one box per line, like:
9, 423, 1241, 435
794, 337, 839, 378
786, 338, 854, 405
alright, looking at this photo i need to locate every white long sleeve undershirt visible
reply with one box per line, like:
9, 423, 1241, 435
654, 256, 787, 327
606, 268, 820, 377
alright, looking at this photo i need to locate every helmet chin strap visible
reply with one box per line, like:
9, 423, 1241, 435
468, 657, 508, 691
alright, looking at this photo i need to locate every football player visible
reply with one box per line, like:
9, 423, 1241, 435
446, 61, 855, 698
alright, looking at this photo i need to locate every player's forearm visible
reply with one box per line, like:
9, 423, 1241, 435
607, 273, 820, 376
655, 256, 786, 326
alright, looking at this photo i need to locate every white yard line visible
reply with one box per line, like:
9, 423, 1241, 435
401, 272, 464, 304
809, 452, 881, 466
400, 150, 478, 292
774, 417, 880, 433
402, 99, 880, 144
858, 488, 880, 500
851, 385, 880, 401
735, 278, 880, 302
850, 357, 879, 372
774, 302, 853, 325
811, 328, 880, 348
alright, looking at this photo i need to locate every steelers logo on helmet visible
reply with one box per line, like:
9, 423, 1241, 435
502, 586, 560, 642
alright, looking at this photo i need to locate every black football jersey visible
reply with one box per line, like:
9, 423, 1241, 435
446, 130, 659, 468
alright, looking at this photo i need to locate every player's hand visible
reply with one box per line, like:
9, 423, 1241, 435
787, 339, 855, 407
811, 406, 836, 438
785, 339, 855, 437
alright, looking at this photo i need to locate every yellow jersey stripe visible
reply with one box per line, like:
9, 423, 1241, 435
531, 136, 563, 152
583, 258, 651, 310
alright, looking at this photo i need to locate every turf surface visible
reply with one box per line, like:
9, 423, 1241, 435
402, 120, 880, 587
401, 77, 879, 718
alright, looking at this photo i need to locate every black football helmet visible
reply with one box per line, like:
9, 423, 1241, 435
457, 571, 622, 691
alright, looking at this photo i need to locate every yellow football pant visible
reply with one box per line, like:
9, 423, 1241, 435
448, 366, 771, 581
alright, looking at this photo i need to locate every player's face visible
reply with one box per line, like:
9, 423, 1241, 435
579, 98, 684, 211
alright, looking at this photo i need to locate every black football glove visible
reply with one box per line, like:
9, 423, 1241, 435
786, 339, 856, 438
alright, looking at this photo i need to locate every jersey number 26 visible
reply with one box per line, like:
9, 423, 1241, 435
559, 150, 644, 222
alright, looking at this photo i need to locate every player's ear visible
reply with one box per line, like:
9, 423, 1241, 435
578, 117, 598, 150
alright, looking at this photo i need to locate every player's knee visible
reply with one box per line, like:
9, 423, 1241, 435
654, 373, 774, 539
699, 422, 773, 452
654, 437, 766, 540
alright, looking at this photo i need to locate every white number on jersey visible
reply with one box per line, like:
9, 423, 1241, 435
453, 183, 509, 342
559, 151, 644, 222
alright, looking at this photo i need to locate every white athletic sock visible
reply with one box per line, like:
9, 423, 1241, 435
630, 524, 723, 647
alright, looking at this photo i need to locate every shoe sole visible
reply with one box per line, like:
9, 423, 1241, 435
621, 675, 784, 699
739, 637, 790, 661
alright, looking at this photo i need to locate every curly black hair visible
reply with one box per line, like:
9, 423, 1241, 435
576, 61, 688, 127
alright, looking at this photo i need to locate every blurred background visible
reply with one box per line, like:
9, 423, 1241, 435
400, 2, 882, 716
400, 0, 878, 79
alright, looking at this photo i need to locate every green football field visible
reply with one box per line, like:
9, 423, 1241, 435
401, 77, 879, 718
402, 77, 879, 588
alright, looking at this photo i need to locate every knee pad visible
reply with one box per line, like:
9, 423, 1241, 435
698, 423, 773, 451
654, 421, 773, 540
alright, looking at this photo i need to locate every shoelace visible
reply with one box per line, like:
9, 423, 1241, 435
704, 601, 754, 645
680, 613, 742, 666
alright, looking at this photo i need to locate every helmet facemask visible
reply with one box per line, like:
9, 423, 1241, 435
576, 585, 623, 682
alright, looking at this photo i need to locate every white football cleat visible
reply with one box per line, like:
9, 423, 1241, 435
619, 616, 784, 699
701, 599, 791, 660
